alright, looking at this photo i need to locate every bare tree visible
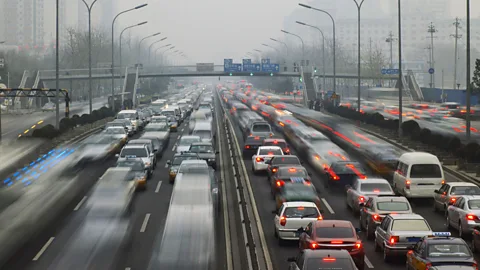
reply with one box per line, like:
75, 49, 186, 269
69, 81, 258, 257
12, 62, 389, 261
362, 44, 388, 85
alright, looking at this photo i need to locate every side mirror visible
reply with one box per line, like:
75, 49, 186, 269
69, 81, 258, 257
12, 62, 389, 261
115, 154, 119, 157
434, 189, 439, 194
355, 228, 362, 233
359, 203, 365, 207
136, 116, 139, 120
287, 257, 296, 262
153, 149, 158, 153
166, 160, 171, 165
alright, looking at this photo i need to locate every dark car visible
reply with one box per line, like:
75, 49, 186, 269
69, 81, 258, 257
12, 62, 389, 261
266, 155, 302, 181
271, 166, 313, 196
243, 136, 266, 157
244, 121, 274, 139
189, 142, 217, 169
325, 161, 367, 187
298, 220, 365, 270
116, 158, 148, 190
166, 152, 200, 183
275, 183, 321, 211
287, 249, 358, 270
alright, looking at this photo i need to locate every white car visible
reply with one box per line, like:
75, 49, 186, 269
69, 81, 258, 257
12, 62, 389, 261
176, 135, 201, 153
251, 146, 283, 173
345, 178, 395, 214
273, 202, 323, 242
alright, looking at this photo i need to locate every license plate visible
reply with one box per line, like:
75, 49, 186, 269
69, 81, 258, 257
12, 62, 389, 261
407, 237, 420, 242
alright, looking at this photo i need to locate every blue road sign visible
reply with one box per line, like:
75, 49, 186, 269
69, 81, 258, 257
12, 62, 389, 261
428, 68, 435, 74
261, 59, 270, 65
243, 63, 261, 72
242, 59, 251, 65
381, 68, 399, 75
224, 59, 233, 65
262, 64, 280, 73
224, 63, 242, 73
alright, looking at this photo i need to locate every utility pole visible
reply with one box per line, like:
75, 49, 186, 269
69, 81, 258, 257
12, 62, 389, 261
385, 31, 396, 68
425, 46, 432, 87
451, 17, 462, 89
427, 22, 437, 88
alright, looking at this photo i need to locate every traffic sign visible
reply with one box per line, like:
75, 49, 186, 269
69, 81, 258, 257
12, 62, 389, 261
224, 63, 242, 73
242, 59, 251, 65
224, 59, 233, 65
428, 68, 435, 74
381, 68, 399, 75
261, 59, 270, 64
243, 63, 261, 72
261, 64, 280, 73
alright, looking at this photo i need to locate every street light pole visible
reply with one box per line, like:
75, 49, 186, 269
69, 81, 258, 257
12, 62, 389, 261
119, 21, 148, 71
466, 0, 471, 139
81, 0, 99, 115
296, 21, 326, 92
138, 32, 161, 63
353, 0, 365, 112
270, 38, 289, 68
154, 44, 172, 63
148, 37, 168, 64
111, 4, 148, 112
55, 0, 60, 129
397, 0, 403, 136
299, 3, 336, 94
281, 30, 304, 67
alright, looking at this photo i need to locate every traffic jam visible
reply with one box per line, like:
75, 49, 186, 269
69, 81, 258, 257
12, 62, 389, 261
218, 86, 480, 270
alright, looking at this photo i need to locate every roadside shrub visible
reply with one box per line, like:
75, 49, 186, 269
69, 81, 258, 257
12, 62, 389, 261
401, 120, 420, 136
71, 114, 80, 127
447, 137, 462, 152
419, 128, 431, 144
464, 142, 480, 162
59, 117, 73, 132
80, 114, 93, 125
91, 110, 101, 122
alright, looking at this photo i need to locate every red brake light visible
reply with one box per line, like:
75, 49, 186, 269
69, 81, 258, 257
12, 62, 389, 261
288, 168, 296, 172
331, 240, 343, 244
373, 189, 380, 193
317, 215, 323, 220
405, 179, 411, 189
372, 214, 381, 221
272, 168, 278, 173
267, 152, 274, 155
355, 241, 362, 249
245, 145, 250, 149
389, 236, 399, 244
285, 148, 290, 153
256, 157, 264, 162
273, 140, 278, 144
322, 258, 336, 262
450, 197, 456, 203
254, 136, 260, 140
276, 180, 285, 187
310, 242, 318, 249
359, 196, 365, 202
279, 215, 287, 226
467, 214, 478, 220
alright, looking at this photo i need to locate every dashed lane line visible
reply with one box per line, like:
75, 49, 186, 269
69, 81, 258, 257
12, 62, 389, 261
155, 181, 162, 193
321, 198, 335, 214
73, 196, 87, 211
140, 213, 151, 232
365, 256, 374, 268
32, 237, 55, 261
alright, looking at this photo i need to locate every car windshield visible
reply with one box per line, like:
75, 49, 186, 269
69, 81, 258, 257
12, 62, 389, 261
360, 183, 392, 193
450, 186, 480, 195
117, 161, 144, 171
259, 148, 282, 155
106, 122, 124, 128
306, 258, 355, 269
199, 105, 210, 110
252, 124, 271, 132
152, 118, 167, 123
427, 244, 471, 257
117, 113, 135, 119
284, 207, 318, 218
90, 136, 113, 144
172, 156, 198, 165
193, 130, 211, 139
189, 144, 214, 153
246, 137, 264, 144
468, 200, 480, 209
179, 137, 201, 146
272, 156, 300, 165
376, 201, 410, 211
410, 164, 442, 178
145, 124, 169, 132
105, 128, 125, 134
391, 219, 430, 231
161, 110, 175, 116
120, 148, 147, 158
178, 164, 209, 174
332, 163, 365, 174
315, 226, 354, 238
277, 168, 308, 178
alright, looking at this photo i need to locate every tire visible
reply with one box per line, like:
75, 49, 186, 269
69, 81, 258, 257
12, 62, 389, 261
366, 221, 374, 240
446, 214, 452, 229
459, 221, 465, 239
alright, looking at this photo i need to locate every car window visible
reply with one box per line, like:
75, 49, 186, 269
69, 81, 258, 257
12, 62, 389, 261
105, 128, 125, 134
315, 226, 354, 238
120, 148, 147, 158
145, 124, 169, 132
360, 183, 392, 193
277, 168, 308, 178
117, 113, 136, 119
391, 219, 430, 231
468, 199, 480, 209
427, 244, 471, 257
264, 141, 287, 148
283, 207, 319, 218
179, 137, 201, 146
450, 186, 480, 195
172, 156, 198, 165
259, 149, 282, 155
272, 156, 300, 165
193, 130, 212, 139
117, 161, 144, 171
246, 137, 265, 143
252, 124, 271, 132
306, 258, 355, 269
376, 201, 410, 211
409, 164, 442, 178
189, 144, 214, 153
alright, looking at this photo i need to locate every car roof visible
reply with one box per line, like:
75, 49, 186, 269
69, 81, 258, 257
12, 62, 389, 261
180, 159, 207, 165
264, 138, 286, 143
314, 220, 353, 228
303, 249, 352, 259
191, 142, 213, 146
448, 182, 478, 187
180, 135, 201, 139
460, 195, 480, 200
129, 139, 151, 143
388, 213, 425, 220
118, 110, 136, 113
174, 152, 199, 157
424, 237, 466, 245
359, 178, 390, 184
399, 152, 439, 163
122, 145, 146, 149
373, 196, 409, 202
283, 201, 317, 208
258, 146, 282, 150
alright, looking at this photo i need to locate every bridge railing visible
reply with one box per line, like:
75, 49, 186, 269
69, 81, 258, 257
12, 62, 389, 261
38, 67, 124, 79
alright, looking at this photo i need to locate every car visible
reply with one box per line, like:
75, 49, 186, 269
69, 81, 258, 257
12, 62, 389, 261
139, 135, 164, 157
266, 155, 302, 181
166, 152, 201, 183
275, 183, 321, 211
143, 123, 170, 147
188, 142, 217, 169
116, 158, 148, 190
168, 116, 179, 131
103, 126, 129, 142
362, 144, 401, 176
446, 195, 480, 238
359, 196, 412, 239
113, 119, 136, 134
345, 178, 395, 214
298, 220, 365, 270
104, 121, 129, 135
176, 135, 202, 153
174, 159, 210, 182
244, 121, 274, 139
128, 139, 157, 166
243, 136, 266, 157
270, 166, 313, 196
116, 145, 155, 177
374, 213, 433, 262
287, 250, 359, 270
434, 182, 480, 213
75, 134, 123, 163
151, 115, 168, 125
263, 138, 291, 155
325, 161, 367, 187
273, 202, 323, 244
42, 102, 55, 112
251, 146, 283, 174
406, 232, 477, 270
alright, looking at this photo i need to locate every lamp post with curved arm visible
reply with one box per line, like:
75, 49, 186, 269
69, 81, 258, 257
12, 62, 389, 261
281, 30, 304, 67
138, 32, 161, 62
119, 21, 147, 70
154, 44, 172, 63
159, 46, 175, 65
296, 21, 326, 92
299, 3, 336, 94
148, 37, 167, 64
111, 3, 148, 112
81, 0, 99, 114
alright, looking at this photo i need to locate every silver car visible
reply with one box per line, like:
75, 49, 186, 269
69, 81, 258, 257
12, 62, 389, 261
345, 178, 395, 214
176, 135, 201, 153
446, 195, 480, 238
434, 182, 480, 213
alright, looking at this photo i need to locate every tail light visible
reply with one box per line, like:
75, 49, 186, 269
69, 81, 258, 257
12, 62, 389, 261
473, 262, 478, 270
245, 145, 250, 149
389, 236, 399, 244
426, 262, 432, 269
255, 157, 264, 162
372, 214, 381, 222
331, 240, 343, 244
279, 215, 287, 226
358, 196, 365, 203
354, 241, 362, 250
276, 180, 285, 187
322, 257, 336, 262
272, 168, 278, 173
450, 197, 456, 203
467, 214, 479, 221
310, 242, 318, 249
405, 179, 411, 189
284, 148, 290, 153
270, 133, 273, 137
441, 179, 445, 185
317, 215, 323, 220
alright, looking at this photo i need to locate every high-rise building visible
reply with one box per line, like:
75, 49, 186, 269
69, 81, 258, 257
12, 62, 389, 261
101, 0, 116, 33
2, 0, 44, 46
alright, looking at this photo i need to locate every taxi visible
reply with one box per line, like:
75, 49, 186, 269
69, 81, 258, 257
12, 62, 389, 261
406, 232, 478, 270
115, 157, 147, 190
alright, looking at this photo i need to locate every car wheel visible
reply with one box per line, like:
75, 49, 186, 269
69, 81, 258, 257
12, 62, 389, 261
446, 214, 452, 229
459, 221, 465, 239
433, 201, 437, 212
273, 227, 278, 238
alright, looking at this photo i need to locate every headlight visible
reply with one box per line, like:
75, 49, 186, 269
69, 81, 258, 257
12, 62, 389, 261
208, 159, 215, 162
145, 162, 151, 166
169, 170, 177, 175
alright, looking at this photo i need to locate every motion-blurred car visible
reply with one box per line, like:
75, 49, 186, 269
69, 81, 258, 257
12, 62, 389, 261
287, 250, 359, 270
270, 166, 312, 196
263, 138, 290, 155
275, 183, 321, 211
266, 155, 302, 181
103, 127, 128, 143
189, 142, 217, 169
244, 121, 274, 139
167, 152, 201, 183
116, 145, 155, 177
143, 123, 170, 146
176, 135, 201, 153
345, 178, 395, 214
116, 158, 148, 190
325, 161, 367, 187
42, 102, 56, 112
127, 139, 157, 166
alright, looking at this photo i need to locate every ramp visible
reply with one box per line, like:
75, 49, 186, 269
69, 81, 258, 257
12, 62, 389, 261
406, 70, 424, 101
122, 73, 136, 109
303, 72, 317, 101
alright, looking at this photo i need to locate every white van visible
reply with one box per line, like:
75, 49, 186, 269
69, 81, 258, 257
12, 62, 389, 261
117, 110, 140, 132
392, 152, 444, 198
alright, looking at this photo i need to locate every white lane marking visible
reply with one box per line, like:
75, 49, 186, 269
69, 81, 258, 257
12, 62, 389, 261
164, 163, 168, 168
73, 196, 88, 211
140, 213, 151, 232
177, 135, 181, 139
181, 128, 184, 132
172, 145, 176, 152
155, 181, 162, 193
32, 237, 55, 261
365, 256, 374, 268
321, 198, 335, 214
125, 268, 131, 270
